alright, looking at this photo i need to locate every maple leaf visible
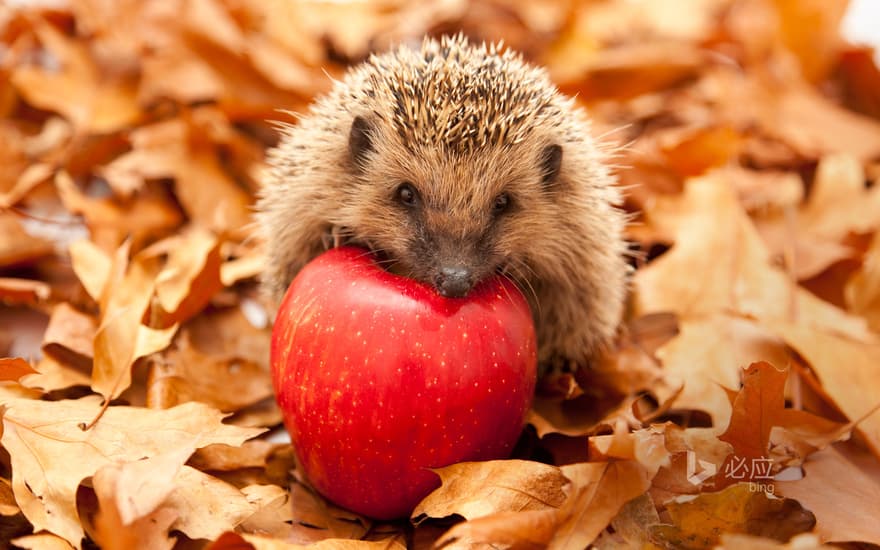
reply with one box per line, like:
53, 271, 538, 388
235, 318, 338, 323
1, 398, 263, 548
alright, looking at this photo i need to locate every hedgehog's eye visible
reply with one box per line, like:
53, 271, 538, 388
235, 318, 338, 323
396, 182, 419, 207
492, 192, 511, 215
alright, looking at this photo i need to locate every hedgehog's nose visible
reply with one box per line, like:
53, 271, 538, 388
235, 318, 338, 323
436, 267, 473, 298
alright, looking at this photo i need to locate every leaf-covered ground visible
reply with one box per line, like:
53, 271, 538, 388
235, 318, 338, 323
2, 0, 880, 549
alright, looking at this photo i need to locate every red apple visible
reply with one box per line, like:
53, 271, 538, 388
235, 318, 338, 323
270, 246, 537, 519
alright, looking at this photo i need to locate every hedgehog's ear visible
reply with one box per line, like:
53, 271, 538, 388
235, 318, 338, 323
539, 144, 563, 187
349, 116, 374, 170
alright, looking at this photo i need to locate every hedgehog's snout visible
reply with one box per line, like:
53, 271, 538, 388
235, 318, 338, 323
434, 266, 474, 298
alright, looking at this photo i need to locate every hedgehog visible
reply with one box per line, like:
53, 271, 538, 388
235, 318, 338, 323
256, 35, 628, 367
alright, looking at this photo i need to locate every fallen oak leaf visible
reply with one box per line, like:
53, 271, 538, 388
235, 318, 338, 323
435, 508, 559, 550
283, 479, 370, 544
799, 154, 880, 242
412, 460, 570, 524
717, 532, 830, 549
209, 532, 406, 550
719, 362, 788, 460
551, 461, 652, 549
150, 226, 225, 328
768, 322, 880, 456
92, 446, 187, 550
89, 241, 178, 411
650, 484, 815, 549
654, 314, 791, 429
775, 445, 880, 545
0, 357, 37, 382
236, 484, 294, 540
19, 355, 91, 393
634, 172, 872, 341
0, 278, 51, 305
10, 21, 141, 134
846, 230, 880, 332
41, 303, 96, 371
435, 461, 652, 550
1, 477, 19, 516
0, 213, 54, 268
10, 533, 76, 550
68, 239, 112, 303
0, 397, 263, 548
146, 333, 273, 412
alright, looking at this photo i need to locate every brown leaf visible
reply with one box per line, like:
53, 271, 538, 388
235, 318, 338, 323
92, 447, 188, 550
236, 484, 294, 539
68, 239, 112, 302
1, 397, 262, 547
90, 242, 177, 401
0, 213, 54, 268
282, 479, 370, 545
41, 303, 96, 370
19, 355, 91, 393
770, 86, 880, 162
846, 230, 880, 332
655, 315, 791, 428
551, 461, 652, 549
412, 460, 570, 523
0, 477, 20, 516
55, 171, 183, 249
650, 484, 816, 548
635, 171, 872, 340
97, 117, 252, 233
10, 22, 141, 133
0, 278, 51, 306
770, 322, 880, 455
10, 533, 76, 550
0, 357, 37, 382
719, 362, 788, 460
436, 509, 559, 550
146, 332, 273, 412
800, 154, 880, 242
210, 532, 406, 550
775, 446, 880, 545
189, 440, 279, 472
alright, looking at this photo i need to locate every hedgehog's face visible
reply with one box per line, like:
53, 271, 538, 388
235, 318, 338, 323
343, 116, 563, 298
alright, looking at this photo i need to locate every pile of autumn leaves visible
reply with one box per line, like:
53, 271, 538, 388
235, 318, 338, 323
2, 0, 880, 548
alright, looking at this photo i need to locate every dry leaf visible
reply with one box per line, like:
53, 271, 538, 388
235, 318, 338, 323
650, 483, 816, 548
90, 243, 178, 401
719, 362, 788, 460
655, 315, 791, 428
0, 278, 51, 305
768, 322, 880, 455
151, 226, 225, 328
0, 213, 54, 268
846, 231, 880, 331
210, 532, 406, 550
1, 397, 262, 548
775, 446, 880, 545
0, 357, 37, 382
10, 533, 76, 550
11, 22, 141, 133
41, 303, 96, 370
412, 460, 570, 523
635, 171, 872, 340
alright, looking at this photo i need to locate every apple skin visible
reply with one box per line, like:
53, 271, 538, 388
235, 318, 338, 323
271, 246, 537, 520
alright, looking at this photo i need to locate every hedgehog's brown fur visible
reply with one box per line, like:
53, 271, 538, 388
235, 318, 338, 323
257, 35, 628, 366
